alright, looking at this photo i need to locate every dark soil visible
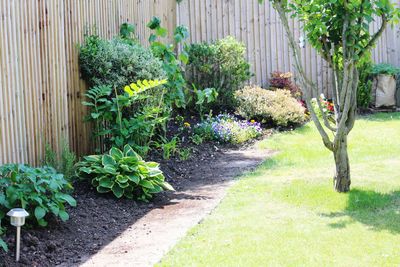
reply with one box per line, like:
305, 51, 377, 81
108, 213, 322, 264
0, 123, 273, 267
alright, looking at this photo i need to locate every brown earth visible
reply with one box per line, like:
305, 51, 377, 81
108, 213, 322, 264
0, 138, 272, 267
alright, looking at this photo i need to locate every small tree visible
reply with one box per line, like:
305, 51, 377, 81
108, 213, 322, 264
260, 0, 399, 192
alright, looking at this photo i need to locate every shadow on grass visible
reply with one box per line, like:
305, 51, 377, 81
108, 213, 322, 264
323, 189, 400, 234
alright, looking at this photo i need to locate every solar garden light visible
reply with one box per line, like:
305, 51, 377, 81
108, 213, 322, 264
7, 208, 29, 262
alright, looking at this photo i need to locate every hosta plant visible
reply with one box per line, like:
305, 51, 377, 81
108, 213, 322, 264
76, 145, 173, 201
0, 164, 76, 227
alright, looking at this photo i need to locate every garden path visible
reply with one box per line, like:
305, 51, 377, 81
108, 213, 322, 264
77, 144, 271, 267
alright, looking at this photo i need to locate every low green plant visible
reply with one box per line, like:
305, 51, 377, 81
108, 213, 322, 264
187, 36, 252, 110
370, 63, 400, 76
155, 136, 179, 160
191, 85, 218, 119
235, 85, 307, 127
76, 145, 174, 201
190, 134, 203, 145
43, 140, 77, 181
178, 148, 191, 161
0, 164, 76, 227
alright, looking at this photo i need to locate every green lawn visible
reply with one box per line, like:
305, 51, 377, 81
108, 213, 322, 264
158, 113, 400, 267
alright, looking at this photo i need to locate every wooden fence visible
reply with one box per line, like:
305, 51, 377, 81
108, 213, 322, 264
0, 0, 176, 165
0, 0, 399, 165
178, 0, 400, 88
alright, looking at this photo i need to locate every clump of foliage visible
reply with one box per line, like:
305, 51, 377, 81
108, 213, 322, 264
235, 85, 307, 127
147, 17, 190, 109
83, 79, 167, 155
187, 36, 252, 110
0, 227, 6, 252
0, 164, 76, 228
119, 22, 137, 45
195, 114, 262, 144
191, 86, 218, 119
371, 63, 400, 76
269, 71, 302, 99
79, 33, 165, 91
43, 140, 77, 181
76, 145, 173, 201
356, 53, 373, 108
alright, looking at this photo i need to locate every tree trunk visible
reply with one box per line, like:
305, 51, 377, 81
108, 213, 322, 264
333, 135, 351, 192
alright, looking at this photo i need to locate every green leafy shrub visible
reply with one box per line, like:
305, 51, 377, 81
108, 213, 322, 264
371, 63, 400, 76
79, 34, 165, 91
195, 114, 262, 144
187, 36, 252, 110
43, 140, 77, 181
357, 53, 373, 108
83, 79, 168, 155
0, 164, 76, 227
76, 145, 173, 201
235, 85, 307, 127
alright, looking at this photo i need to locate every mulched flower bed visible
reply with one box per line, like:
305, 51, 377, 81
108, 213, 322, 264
0, 115, 273, 267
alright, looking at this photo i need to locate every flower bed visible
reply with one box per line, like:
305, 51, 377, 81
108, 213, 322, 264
195, 114, 262, 144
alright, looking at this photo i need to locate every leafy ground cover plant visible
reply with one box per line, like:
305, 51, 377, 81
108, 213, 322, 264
76, 145, 173, 201
187, 36, 251, 110
0, 164, 76, 228
195, 114, 262, 144
235, 85, 307, 127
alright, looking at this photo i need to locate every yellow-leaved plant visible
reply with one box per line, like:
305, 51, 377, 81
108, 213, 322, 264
123, 79, 167, 97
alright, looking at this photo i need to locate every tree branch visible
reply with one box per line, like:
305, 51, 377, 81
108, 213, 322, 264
358, 14, 387, 59
274, 2, 334, 150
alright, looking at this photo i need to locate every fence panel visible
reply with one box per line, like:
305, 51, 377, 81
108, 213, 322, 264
0, 0, 176, 165
177, 0, 400, 94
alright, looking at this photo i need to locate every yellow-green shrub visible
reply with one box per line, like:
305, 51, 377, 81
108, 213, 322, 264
235, 85, 307, 126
